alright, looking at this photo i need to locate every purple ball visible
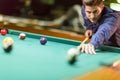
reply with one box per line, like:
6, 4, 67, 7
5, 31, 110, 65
40, 37, 47, 45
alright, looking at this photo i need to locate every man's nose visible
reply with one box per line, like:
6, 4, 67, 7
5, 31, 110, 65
90, 13, 95, 19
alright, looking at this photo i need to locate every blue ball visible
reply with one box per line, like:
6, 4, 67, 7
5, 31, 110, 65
40, 37, 47, 45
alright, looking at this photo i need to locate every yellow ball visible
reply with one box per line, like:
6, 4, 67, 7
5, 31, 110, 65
3, 37, 14, 45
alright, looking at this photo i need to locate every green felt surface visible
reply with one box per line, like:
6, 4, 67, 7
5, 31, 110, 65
0, 30, 120, 80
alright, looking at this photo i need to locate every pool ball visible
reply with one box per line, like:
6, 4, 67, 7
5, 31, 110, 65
40, 37, 47, 45
111, 60, 120, 69
3, 37, 14, 52
3, 43, 13, 52
1, 29, 7, 36
3, 28, 9, 33
19, 33, 26, 40
66, 48, 79, 64
3, 37, 14, 44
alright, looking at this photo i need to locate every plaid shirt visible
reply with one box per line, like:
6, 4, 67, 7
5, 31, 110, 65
81, 6, 120, 48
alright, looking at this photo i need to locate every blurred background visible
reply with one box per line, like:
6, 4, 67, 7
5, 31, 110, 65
0, 0, 83, 20
0, 0, 119, 33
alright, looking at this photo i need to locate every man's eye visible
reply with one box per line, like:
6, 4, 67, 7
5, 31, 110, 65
93, 10, 98, 13
87, 11, 91, 14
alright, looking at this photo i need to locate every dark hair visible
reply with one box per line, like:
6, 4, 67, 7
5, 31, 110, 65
82, 0, 103, 6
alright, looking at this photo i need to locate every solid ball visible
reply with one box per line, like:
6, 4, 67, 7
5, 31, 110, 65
66, 48, 79, 64
40, 37, 47, 45
19, 33, 26, 40
1, 29, 7, 36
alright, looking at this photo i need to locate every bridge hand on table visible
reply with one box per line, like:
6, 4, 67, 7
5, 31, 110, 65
77, 43, 96, 54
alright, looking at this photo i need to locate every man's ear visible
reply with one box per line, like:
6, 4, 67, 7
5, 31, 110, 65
100, 3, 104, 9
102, 4, 104, 9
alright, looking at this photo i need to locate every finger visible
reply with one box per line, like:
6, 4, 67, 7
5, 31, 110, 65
85, 44, 89, 54
89, 32, 92, 37
88, 44, 93, 54
85, 32, 87, 37
77, 44, 82, 50
80, 44, 85, 53
91, 45, 96, 54
85, 33, 89, 38
86, 44, 95, 54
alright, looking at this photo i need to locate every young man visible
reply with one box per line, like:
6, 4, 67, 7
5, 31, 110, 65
79, 0, 120, 54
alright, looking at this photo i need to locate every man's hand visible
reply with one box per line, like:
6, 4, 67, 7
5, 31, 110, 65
85, 30, 92, 38
78, 43, 96, 54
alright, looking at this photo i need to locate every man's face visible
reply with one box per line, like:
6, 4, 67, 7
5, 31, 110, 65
85, 4, 104, 23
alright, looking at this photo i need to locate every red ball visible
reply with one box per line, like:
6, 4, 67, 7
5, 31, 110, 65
19, 33, 26, 40
1, 29, 7, 36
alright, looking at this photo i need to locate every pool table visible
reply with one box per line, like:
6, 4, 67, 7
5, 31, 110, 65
0, 29, 120, 80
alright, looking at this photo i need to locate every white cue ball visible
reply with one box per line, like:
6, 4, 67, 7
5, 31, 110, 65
67, 48, 79, 55
66, 48, 79, 64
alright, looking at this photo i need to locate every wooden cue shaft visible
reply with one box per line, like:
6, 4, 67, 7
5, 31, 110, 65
81, 37, 89, 44
77, 37, 89, 50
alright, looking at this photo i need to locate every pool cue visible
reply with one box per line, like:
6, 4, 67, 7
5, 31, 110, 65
77, 37, 89, 51
81, 37, 89, 44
